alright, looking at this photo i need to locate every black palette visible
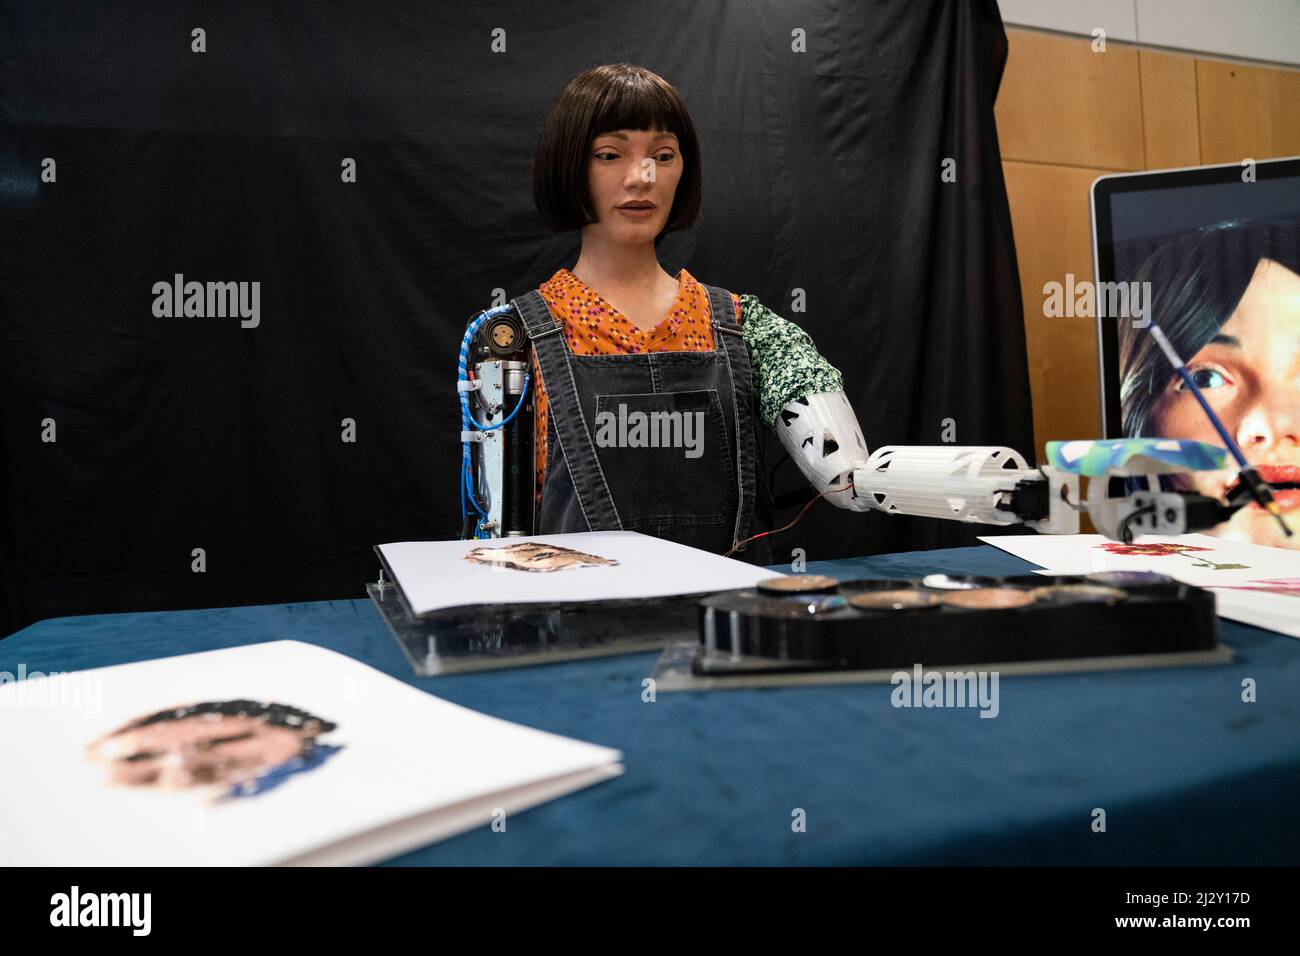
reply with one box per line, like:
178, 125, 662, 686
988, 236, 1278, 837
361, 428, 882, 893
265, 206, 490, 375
695, 576, 1221, 676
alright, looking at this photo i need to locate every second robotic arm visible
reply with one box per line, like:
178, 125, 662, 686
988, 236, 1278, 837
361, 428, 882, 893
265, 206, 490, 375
774, 390, 1080, 533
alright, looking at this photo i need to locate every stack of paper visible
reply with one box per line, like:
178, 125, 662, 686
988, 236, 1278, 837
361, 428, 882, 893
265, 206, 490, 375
0, 641, 623, 865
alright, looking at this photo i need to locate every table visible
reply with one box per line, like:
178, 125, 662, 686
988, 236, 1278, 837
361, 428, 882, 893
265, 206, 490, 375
5, 545, 1299, 864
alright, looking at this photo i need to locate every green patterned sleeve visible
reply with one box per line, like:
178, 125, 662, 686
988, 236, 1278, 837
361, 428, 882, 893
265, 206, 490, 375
738, 294, 844, 427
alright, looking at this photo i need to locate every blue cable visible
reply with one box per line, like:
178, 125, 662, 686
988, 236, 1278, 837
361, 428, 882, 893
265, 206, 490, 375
462, 375, 532, 538
458, 305, 529, 536
458, 315, 486, 528
459, 310, 496, 530
472, 374, 530, 432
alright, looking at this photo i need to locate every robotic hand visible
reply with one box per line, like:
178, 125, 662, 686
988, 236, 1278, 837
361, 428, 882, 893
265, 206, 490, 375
772, 390, 875, 511
774, 389, 1081, 533
773, 390, 1245, 540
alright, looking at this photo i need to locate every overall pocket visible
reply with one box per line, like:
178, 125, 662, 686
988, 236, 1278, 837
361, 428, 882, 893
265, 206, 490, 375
592, 389, 736, 527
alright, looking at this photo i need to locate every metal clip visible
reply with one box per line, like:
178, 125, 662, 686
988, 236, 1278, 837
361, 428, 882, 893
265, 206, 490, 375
528, 323, 563, 340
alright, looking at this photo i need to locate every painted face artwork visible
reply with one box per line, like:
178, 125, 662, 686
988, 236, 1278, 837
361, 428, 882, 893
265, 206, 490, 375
86, 700, 342, 802
1150, 259, 1300, 550
463, 541, 620, 572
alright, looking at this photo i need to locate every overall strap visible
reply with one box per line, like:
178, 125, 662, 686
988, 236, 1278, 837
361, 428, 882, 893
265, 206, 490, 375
511, 289, 623, 532
702, 284, 756, 550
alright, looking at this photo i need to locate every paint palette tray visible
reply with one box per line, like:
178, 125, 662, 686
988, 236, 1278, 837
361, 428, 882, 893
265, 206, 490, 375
650, 573, 1231, 691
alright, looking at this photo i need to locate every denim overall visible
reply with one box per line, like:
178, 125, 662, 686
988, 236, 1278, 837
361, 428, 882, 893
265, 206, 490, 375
512, 282, 773, 566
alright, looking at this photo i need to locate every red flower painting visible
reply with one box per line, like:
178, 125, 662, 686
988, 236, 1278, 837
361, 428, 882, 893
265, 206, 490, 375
1096, 543, 1211, 557
1094, 541, 1248, 571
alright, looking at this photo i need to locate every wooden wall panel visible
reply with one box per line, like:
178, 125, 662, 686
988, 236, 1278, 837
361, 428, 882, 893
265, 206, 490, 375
1139, 49, 1201, 168
996, 28, 1297, 469
1002, 160, 1111, 453
1196, 59, 1300, 163
995, 30, 1145, 170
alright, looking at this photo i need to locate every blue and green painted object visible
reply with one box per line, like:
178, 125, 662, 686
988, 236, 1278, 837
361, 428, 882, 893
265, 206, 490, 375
1046, 438, 1228, 476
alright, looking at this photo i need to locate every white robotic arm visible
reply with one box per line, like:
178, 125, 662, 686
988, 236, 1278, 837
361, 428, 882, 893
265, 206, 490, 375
774, 390, 1080, 533
850, 445, 1080, 534
772, 390, 875, 511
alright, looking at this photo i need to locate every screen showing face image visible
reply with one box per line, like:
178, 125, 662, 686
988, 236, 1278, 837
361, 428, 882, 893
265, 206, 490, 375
1099, 163, 1300, 550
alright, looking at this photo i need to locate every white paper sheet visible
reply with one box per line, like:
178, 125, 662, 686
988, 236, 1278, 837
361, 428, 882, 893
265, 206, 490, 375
1210, 587, 1300, 639
379, 530, 783, 616
979, 533, 1300, 638
0, 641, 623, 866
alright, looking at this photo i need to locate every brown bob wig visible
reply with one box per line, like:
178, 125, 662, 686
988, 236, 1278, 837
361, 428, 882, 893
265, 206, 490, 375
532, 64, 702, 238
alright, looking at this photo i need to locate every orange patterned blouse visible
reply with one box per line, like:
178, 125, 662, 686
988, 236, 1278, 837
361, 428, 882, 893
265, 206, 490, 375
532, 267, 744, 502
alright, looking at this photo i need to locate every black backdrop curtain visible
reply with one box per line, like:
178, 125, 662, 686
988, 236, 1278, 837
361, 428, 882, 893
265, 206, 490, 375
0, 1, 1031, 637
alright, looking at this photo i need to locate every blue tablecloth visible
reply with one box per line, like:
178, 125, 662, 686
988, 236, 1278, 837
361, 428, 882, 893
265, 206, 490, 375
5, 545, 1299, 865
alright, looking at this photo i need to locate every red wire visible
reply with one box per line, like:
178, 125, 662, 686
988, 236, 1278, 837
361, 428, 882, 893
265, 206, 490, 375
724, 482, 853, 558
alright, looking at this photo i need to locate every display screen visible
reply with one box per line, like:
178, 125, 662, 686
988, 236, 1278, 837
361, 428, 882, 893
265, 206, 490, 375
1094, 159, 1300, 549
